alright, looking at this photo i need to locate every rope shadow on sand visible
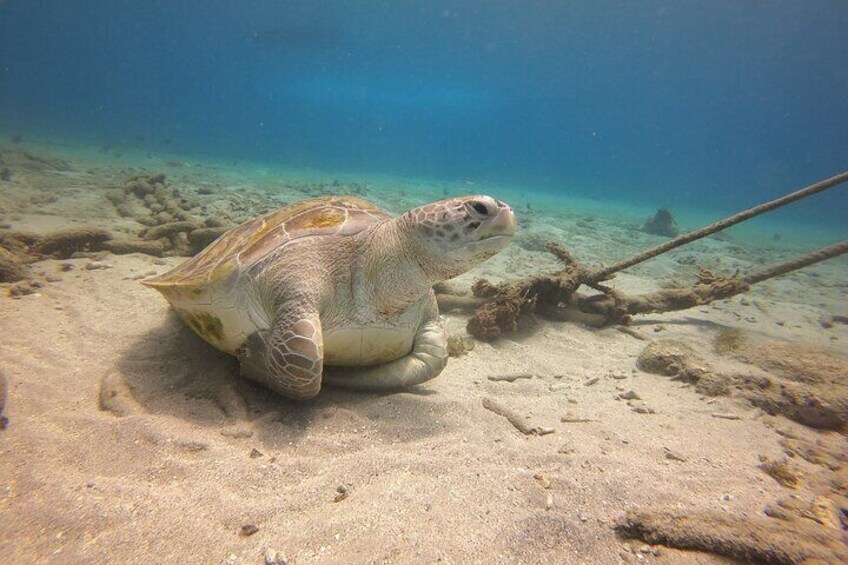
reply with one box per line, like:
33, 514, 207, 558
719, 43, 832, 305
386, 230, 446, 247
629, 316, 731, 329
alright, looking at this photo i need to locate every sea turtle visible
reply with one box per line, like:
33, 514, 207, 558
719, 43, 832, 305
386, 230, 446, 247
142, 194, 516, 399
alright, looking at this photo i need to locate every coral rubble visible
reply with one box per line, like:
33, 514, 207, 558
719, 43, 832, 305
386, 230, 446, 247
642, 207, 679, 237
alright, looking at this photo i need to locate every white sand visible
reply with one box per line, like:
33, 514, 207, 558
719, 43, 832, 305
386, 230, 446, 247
1, 143, 846, 564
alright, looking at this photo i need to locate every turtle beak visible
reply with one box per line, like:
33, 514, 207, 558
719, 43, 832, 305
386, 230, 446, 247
480, 201, 517, 239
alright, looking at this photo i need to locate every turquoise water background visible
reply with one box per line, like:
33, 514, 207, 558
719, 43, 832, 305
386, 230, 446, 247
1, 1, 846, 228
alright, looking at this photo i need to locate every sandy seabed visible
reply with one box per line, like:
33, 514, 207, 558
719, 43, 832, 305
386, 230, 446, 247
1, 141, 846, 564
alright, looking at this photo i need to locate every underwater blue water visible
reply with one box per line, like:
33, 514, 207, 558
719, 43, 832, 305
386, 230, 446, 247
1, 0, 847, 226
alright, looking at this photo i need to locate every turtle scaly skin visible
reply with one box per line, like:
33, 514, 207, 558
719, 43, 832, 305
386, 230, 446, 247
143, 195, 516, 399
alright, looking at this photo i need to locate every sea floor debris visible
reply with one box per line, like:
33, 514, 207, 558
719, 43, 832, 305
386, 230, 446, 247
481, 397, 555, 436
443, 172, 848, 340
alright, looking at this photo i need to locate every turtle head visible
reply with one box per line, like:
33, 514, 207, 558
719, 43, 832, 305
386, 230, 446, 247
401, 195, 517, 281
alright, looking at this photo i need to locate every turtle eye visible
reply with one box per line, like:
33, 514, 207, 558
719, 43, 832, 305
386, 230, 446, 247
468, 201, 489, 216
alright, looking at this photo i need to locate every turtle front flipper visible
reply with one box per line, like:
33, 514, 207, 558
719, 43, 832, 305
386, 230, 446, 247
238, 313, 324, 400
323, 319, 448, 391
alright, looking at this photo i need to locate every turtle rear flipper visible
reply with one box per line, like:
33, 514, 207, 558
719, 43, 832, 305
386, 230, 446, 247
323, 318, 448, 391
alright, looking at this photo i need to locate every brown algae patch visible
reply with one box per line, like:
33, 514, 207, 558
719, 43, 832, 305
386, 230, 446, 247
757, 456, 801, 488
176, 309, 225, 343
290, 209, 346, 230
447, 334, 475, 357
209, 258, 238, 284
713, 327, 747, 355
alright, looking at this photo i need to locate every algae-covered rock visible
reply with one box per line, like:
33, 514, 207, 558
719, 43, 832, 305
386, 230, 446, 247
615, 509, 848, 564
102, 239, 166, 257
126, 179, 156, 197
147, 172, 166, 185
765, 494, 845, 530
154, 211, 174, 225
35, 228, 112, 258
636, 340, 730, 396
466, 278, 538, 340
188, 226, 228, 250
734, 341, 848, 431
642, 208, 678, 237
738, 373, 846, 431
142, 221, 197, 241
446, 334, 476, 357
0, 230, 43, 254
7, 280, 41, 297
0, 247, 28, 282
639, 339, 848, 431
204, 217, 230, 228
636, 340, 711, 382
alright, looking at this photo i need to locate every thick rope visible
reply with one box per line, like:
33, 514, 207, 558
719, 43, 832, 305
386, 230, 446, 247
588, 171, 848, 282
744, 240, 848, 285
461, 237, 848, 337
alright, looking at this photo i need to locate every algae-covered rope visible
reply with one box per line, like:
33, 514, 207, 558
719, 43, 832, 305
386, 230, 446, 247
744, 239, 848, 285
464, 237, 848, 338
588, 171, 848, 282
